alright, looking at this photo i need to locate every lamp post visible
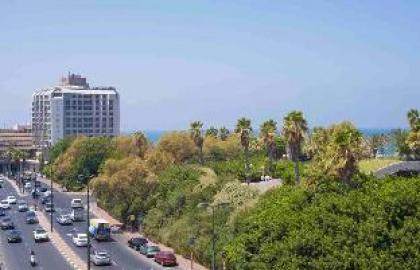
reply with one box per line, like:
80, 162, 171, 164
197, 202, 230, 270
44, 161, 54, 232
78, 174, 95, 270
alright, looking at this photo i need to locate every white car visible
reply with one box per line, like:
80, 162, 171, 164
0, 200, 10, 209
72, 233, 88, 247
24, 182, 32, 189
71, 199, 83, 209
6, 196, 17, 204
0, 176, 4, 184
33, 228, 49, 242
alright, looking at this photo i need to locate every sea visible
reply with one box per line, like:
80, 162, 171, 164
123, 128, 400, 156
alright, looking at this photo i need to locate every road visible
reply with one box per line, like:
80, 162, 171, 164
0, 179, 72, 270
34, 177, 177, 270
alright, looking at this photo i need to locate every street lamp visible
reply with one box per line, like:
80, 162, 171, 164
44, 161, 54, 232
78, 174, 95, 270
197, 202, 230, 270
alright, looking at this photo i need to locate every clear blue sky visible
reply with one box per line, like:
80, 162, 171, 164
0, 0, 419, 131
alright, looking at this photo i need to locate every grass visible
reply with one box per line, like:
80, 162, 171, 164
359, 158, 401, 174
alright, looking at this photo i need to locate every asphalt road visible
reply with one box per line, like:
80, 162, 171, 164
0, 179, 72, 270
33, 178, 176, 270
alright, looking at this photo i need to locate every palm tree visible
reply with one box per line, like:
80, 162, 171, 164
407, 109, 419, 132
219, 126, 230, 141
206, 126, 219, 138
132, 131, 149, 159
190, 121, 204, 165
235, 117, 252, 184
260, 120, 277, 174
283, 111, 308, 185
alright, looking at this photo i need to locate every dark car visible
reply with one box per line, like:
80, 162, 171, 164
128, 237, 148, 250
154, 251, 177, 266
7, 230, 22, 243
41, 196, 51, 205
26, 211, 39, 224
1, 217, 14, 230
44, 202, 55, 212
0, 208, 5, 216
36, 187, 47, 193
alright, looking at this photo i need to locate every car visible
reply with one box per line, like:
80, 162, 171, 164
0, 208, 5, 216
72, 233, 88, 247
154, 251, 177, 266
71, 198, 83, 209
128, 237, 148, 250
44, 202, 55, 212
90, 250, 112, 266
0, 217, 14, 230
139, 245, 161, 258
36, 187, 48, 193
33, 228, 49, 242
6, 196, 17, 204
17, 200, 28, 212
41, 196, 51, 205
24, 182, 32, 189
57, 214, 73, 225
0, 200, 10, 209
26, 211, 39, 224
7, 230, 22, 243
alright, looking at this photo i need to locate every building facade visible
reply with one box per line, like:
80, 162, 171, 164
0, 124, 34, 153
32, 74, 120, 147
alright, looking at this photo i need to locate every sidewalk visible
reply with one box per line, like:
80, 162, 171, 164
6, 177, 86, 270
38, 176, 209, 270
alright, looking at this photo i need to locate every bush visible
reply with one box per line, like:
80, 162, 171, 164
225, 176, 420, 270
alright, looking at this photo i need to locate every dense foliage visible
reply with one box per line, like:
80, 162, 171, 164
226, 176, 420, 270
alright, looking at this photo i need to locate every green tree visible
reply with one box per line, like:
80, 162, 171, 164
132, 131, 150, 159
283, 111, 308, 185
190, 121, 205, 165
235, 118, 252, 184
219, 126, 230, 141
157, 132, 196, 163
407, 108, 419, 132
393, 129, 410, 159
311, 122, 363, 185
260, 119, 278, 174
206, 126, 219, 138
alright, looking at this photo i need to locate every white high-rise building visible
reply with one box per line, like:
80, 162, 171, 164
32, 74, 120, 147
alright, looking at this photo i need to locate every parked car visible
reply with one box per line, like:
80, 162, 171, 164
6, 196, 17, 204
26, 211, 39, 224
0, 208, 5, 216
72, 233, 88, 247
7, 230, 22, 243
33, 228, 49, 242
90, 250, 112, 266
0, 200, 10, 209
139, 245, 161, 258
1, 217, 15, 230
36, 187, 48, 193
128, 237, 148, 250
57, 214, 73, 225
24, 182, 32, 189
44, 202, 55, 212
71, 198, 83, 209
154, 251, 177, 266
17, 200, 28, 212
41, 196, 51, 205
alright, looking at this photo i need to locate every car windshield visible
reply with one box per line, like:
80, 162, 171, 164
78, 235, 87, 239
10, 230, 20, 235
27, 212, 36, 217
3, 218, 11, 222
35, 229, 46, 234
97, 251, 109, 257
1, 200, 8, 203
73, 199, 81, 203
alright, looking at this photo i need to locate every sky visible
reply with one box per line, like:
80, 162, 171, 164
0, 0, 419, 131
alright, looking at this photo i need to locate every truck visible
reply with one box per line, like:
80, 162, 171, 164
70, 208, 84, 222
89, 218, 111, 241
